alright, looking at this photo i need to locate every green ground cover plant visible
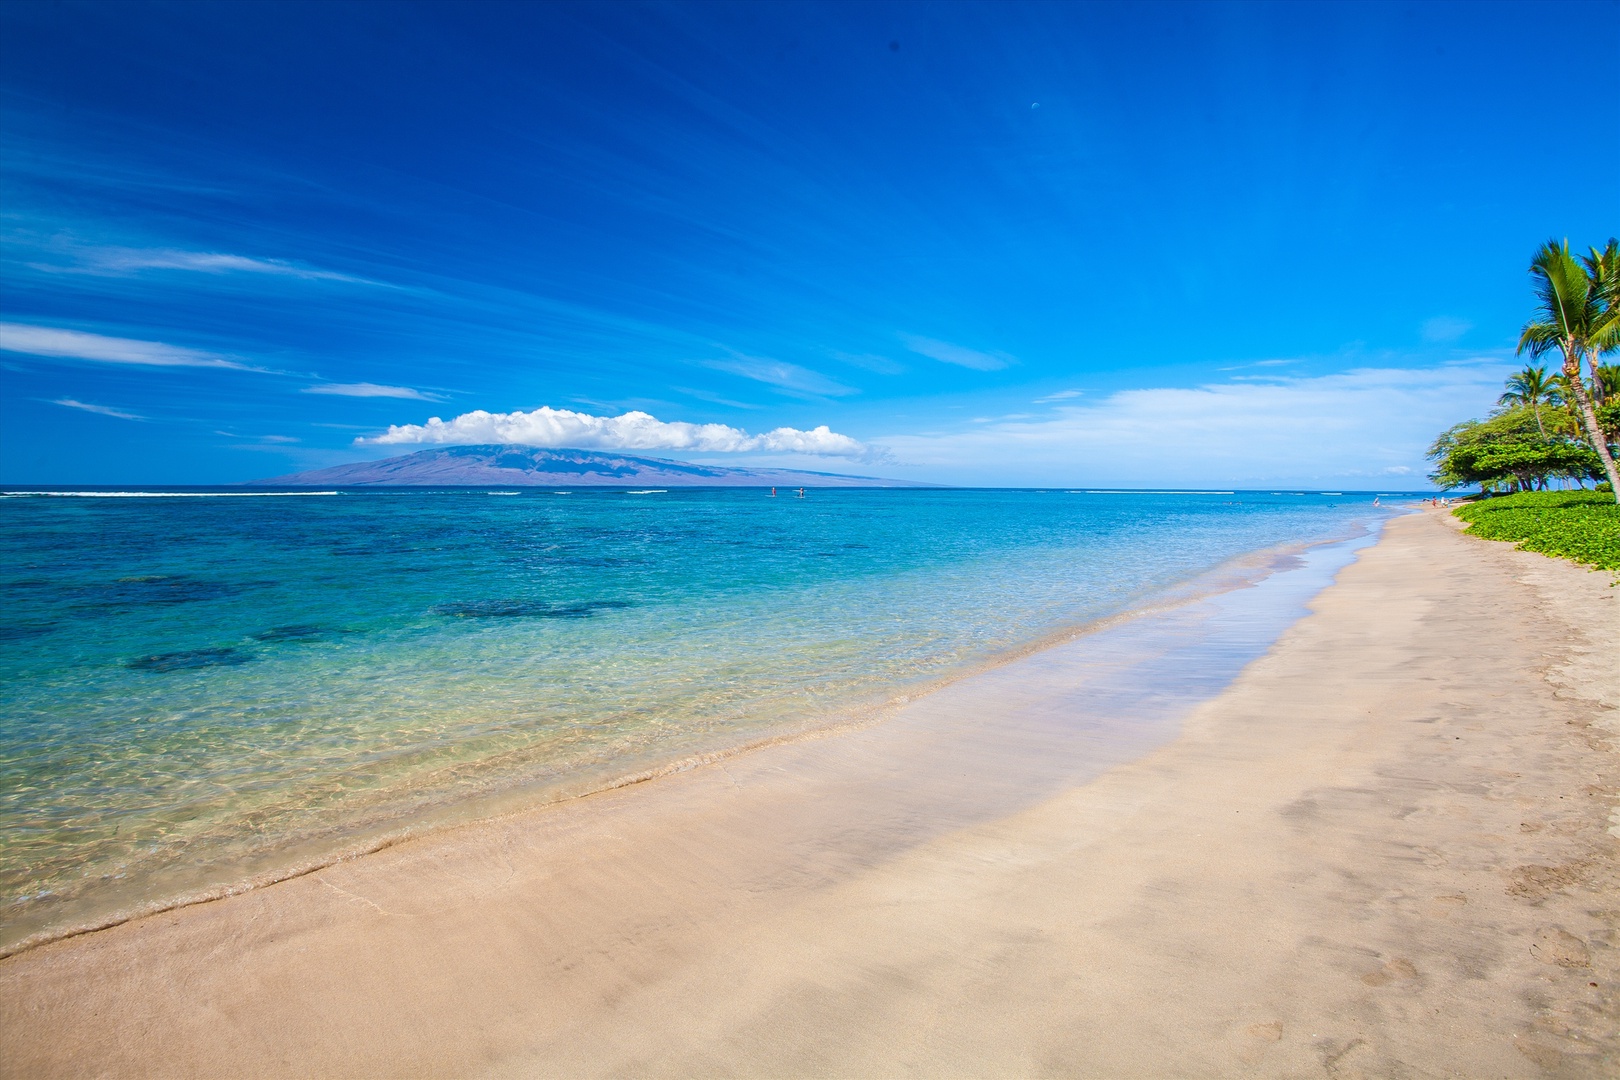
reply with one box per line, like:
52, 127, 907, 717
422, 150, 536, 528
1453, 490, 1620, 572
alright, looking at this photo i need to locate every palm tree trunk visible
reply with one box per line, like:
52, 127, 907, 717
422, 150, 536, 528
1565, 352, 1620, 502
1532, 402, 1545, 438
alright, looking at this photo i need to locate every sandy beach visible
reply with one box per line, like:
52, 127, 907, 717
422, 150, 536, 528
2, 508, 1616, 1078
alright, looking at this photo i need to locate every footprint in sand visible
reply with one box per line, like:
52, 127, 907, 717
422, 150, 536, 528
1360, 957, 1418, 986
1427, 893, 1467, 918
1530, 927, 1590, 968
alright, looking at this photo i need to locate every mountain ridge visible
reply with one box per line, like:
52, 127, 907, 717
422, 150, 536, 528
254, 445, 933, 488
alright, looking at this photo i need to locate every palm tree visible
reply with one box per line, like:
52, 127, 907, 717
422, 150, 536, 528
1594, 363, 1620, 407
1584, 238, 1620, 309
1517, 239, 1620, 502
1579, 241, 1620, 409
1497, 364, 1562, 437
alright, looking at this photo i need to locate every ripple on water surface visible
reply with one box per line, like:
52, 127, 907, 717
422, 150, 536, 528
428, 599, 632, 618
0, 488, 1392, 953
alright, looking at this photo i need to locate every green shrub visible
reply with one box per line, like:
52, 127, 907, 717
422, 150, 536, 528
1453, 490, 1620, 572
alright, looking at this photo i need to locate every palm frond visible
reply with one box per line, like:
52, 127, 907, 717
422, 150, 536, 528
1517, 320, 1563, 360
1528, 239, 1596, 338
1584, 239, 1620, 361
1582, 238, 1620, 309
1592, 315, 1620, 357
1592, 364, 1620, 406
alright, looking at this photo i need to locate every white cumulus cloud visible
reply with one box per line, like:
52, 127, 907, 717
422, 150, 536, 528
0, 323, 252, 369
358, 406, 867, 457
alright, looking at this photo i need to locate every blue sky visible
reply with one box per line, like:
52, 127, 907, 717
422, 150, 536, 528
2, 0, 1616, 487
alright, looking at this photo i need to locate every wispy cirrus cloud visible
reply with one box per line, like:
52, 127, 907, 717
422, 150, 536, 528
360, 405, 867, 457
303, 382, 442, 401
702, 355, 857, 397
1033, 389, 1083, 403
1420, 316, 1473, 343
875, 360, 1515, 486
830, 351, 908, 376
30, 245, 383, 285
902, 335, 1014, 372
215, 431, 300, 445
673, 386, 763, 409
0, 323, 256, 370
53, 398, 144, 421
1219, 359, 1296, 371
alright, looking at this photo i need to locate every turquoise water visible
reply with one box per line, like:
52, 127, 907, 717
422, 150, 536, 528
0, 487, 1389, 951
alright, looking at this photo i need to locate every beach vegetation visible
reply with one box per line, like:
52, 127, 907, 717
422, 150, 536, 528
1428, 407, 1603, 493
1553, 372, 1620, 438
1593, 363, 1620, 406
1434, 240, 1620, 501
1497, 364, 1562, 437
1516, 238, 1620, 502
1453, 489, 1620, 572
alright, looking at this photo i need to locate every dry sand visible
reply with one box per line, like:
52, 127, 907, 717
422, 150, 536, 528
2, 509, 1616, 1078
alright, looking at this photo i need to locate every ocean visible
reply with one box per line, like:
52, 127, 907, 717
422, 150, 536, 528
0, 487, 1394, 953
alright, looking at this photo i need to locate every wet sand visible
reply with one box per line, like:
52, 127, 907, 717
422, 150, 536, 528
2, 510, 1616, 1077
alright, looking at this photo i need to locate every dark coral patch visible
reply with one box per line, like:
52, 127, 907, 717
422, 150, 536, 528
0, 623, 55, 642
430, 599, 630, 619
251, 624, 329, 642
126, 647, 253, 672
80, 575, 256, 610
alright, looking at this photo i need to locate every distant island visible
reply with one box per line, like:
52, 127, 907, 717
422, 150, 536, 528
254, 445, 933, 488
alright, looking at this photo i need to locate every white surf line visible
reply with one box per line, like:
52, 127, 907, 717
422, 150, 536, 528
3, 491, 342, 498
